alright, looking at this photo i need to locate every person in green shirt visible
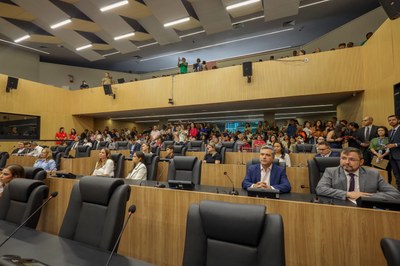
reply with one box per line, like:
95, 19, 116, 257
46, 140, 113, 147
369, 126, 391, 183
177, 57, 188, 74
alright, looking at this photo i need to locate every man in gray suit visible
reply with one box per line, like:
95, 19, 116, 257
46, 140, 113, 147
316, 147, 400, 201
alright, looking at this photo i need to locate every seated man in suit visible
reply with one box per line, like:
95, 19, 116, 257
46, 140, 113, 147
316, 147, 400, 201
315, 141, 340, 158
242, 145, 291, 193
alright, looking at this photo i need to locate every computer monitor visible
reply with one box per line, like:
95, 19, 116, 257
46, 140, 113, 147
117, 78, 125, 84
103, 84, 113, 95
357, 197, 400, 211
6, 76, 19, 93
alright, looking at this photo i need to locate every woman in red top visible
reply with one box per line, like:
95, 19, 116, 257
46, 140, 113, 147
55, 127, 67, 145
188, 122, 198, 140
69, 128, 77, 140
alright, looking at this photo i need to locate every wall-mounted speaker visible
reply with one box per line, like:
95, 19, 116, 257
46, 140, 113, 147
379, 0, 400, 20
242, 62, 252, 77
6, 76, 19, 93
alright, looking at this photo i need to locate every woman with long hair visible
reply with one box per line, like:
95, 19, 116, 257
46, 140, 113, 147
273, 142, 291, 167
126, 151, 147, 180
33, 148, 57, 171
0, 164, 24, 197
92, 148, 114, 177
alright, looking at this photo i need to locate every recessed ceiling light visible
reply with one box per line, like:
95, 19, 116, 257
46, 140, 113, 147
226, 0, 260, 10
299, 0, 330, 9
164, 17, 190, 27
76, 44, 92, 51
0, 37, 49, 54
100, 0, 129, 12
50, 19, 72, 29
114, 32, 135, 40
14, 35, 30, 43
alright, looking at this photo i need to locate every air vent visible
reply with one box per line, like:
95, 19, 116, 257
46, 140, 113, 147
283, 20, 296, 27
232, 23, 244, 29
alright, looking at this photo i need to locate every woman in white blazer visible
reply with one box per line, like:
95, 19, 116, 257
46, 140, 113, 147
92, 148, 114, 177
126, 151, 147, 180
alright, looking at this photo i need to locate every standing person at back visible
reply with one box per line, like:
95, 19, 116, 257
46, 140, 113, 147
356, 116, 378, 166
177, 57, 188, 74
101, 72, 113, 85
387, 115, 400, 190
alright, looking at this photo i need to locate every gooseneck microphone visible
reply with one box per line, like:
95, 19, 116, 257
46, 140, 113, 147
0, 191, 58, 249
106, 204, 137, 266
223, 172, 239, 195
154, 163, 168, 188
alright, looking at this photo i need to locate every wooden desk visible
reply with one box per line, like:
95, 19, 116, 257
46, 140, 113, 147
38, 178, 400, 266
8, 155, 36, 166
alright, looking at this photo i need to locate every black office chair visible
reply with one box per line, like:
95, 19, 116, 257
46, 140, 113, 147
246, 158, 286, 172
182, 200, 285, 266
307, 157, 340, 194
294, 144, 314, 153
215, 146, 226, 164
115, 141, 129, 150
381, 238, 400, 266
151, 145, 161, 157
0, 152, 9, 169
161, 141, 175, 151
0, 178, 49, 229
168, 156, 202, 185
52, 151, 62, 171
111, 153, 125, 178
97, 141, 109, 150
143, 153, 159, 180
75, 145, 91, 158
59, 176, 131, 251
221, 141, 236, 152
173, 145, 188, 156
187, 141, 206, 152
50, 146, 58, 152
23, 167, 47, 180
57, 146, 71, 157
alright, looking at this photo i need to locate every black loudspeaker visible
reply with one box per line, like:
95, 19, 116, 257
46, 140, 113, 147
379, 0, 400, 20
394, 82, 400, 116
242, 62, 252, 76
117, 78, 125, 84
103, 84, 113, 95
6, 77, 19, 93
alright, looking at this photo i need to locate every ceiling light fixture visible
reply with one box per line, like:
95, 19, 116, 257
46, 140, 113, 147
233, 15, 264, 25
76, 44, 92, 51
226, 0, 260, 10
0, 38, 49, 54
50, 19, 72, 29
180, 30, 205, 38
275, 110, 336, 116
164, 17, 190, 27
103, 51, 121, 57
299, 0, 330, 9
137, 42, 158, 49
14, 35, 30, 43
114, 32, 135, 40
100, 0, 129, 12
141, 27, 294, 62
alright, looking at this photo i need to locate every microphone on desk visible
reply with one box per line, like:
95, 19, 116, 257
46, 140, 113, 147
0, 191, 58, 249
154, 162, 168, 188
300, 184, 309, 189
223, 172, 239, 195
106, 204, 136, 266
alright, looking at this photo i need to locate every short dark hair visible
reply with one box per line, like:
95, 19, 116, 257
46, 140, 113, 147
388, 114, 400, 119
341, 147, 363, 159
317, 141, 331, 148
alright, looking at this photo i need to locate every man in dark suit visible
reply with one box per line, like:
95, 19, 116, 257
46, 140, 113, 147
356, 116, 379, 166
387, 115, 400, 190
316, 147, 400, 200
129, 138, 141, 158
314, 142, 340, 158
242, 145, 291, 193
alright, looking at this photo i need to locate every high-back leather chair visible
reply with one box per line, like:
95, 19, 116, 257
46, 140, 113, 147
115, 141, 129, 150
294, 144, 314, 153
246, 158, 286, 173
0, 178, 49, 229
307, 157, 340, 194
143, 154, 159, 180
221, 141, 236, 152
187, 141, 206, 152
50, 146, 58, 152
110, 153, 125, 178
151, 146, 161, 157
381, 238, 400, 266
97, 141, 109, 150
173, 145, 188, 156
168, 156, 202, 185
24, 167, 47, 180
57, 146, 71, 157
59, 176, 131, 251
0, 152, 9, 169
161, 141, 175, 151
182, 200, 285, 266
215, 146, 226, 164
52, 152, 62, 171
75, 145, 91, 158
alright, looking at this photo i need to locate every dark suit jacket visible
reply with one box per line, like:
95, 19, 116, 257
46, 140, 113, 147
129, 143, 141, 156
315, 151, 340, 158
242, 164, 291, 193
356, 125, 379, 148
389, 127, 400, 160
